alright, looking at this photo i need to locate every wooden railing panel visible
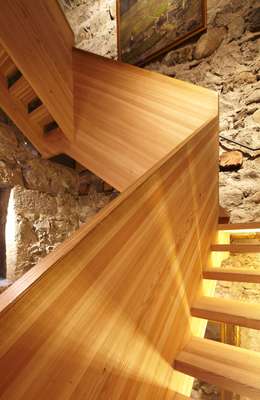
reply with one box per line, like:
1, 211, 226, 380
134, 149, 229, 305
0, 117, 218, 399
69, 49, 218, 191
0, 0, 74, 141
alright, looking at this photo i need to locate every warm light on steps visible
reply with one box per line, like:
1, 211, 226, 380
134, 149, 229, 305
175, 336, 260, 400
211, 243, 260, 252
191, 296, 260, 330
218, 223, 260, 233
203, 267, 260, 283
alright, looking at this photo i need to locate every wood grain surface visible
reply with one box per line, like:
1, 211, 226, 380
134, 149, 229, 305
211, 244, 260, 253
192, 296, 260, 330
67, 49, 218, 191
203, 267, 260, 283
0, 119, 218, 399
175, 336, 260, 400
0, 0, 74, 141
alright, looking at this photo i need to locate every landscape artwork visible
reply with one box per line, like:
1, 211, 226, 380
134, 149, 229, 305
117, 0, 207, 65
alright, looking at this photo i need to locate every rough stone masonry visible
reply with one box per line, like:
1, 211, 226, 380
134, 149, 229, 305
0, 112, 115, 288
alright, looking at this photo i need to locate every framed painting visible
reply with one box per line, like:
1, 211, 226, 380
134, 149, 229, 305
117, 0, 207, 65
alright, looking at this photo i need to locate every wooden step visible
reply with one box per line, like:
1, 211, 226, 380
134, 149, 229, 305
203, 267, 260, 283
9, 75, 36, 106
191, 296, 260, 330
211, 243, 260, 253
29, 103, 54, 129
175, 336, 260, 400
218, 223, 260, 232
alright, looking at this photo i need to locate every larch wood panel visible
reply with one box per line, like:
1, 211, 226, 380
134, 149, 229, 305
0, 0, 74, 141
211, 243, 260, 252
203, 267, 260, 283
0, 120, 218, 399
175, 337, 260, 400
192, 296, 260, 329
67, 49, 218, 191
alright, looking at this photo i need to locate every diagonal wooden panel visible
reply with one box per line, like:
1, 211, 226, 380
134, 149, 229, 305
0, 120, 218, 399
69, 49, 218, 191
175, 337, 260, 400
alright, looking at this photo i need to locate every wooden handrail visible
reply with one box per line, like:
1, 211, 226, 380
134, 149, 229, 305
0, 113, 218, 398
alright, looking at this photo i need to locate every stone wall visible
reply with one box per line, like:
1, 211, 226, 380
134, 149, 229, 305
59, 0, 117, 59
0, 116, 115, 285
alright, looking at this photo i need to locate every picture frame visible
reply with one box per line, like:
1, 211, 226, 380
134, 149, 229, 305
117, 0, 207, 66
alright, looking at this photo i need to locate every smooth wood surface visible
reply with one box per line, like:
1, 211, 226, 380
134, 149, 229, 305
192, 296, 260, 330
0, 0, 74, 141
66, 49, 218, 191
0, 121, 218, 399
211, 243, 260, 253
203, 267, 260, 283
218, 223, 260, 231
175, 337, 260, 400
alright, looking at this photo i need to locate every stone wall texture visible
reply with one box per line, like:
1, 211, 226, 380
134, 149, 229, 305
59, 0, 117, 59
0, 116, 115, 284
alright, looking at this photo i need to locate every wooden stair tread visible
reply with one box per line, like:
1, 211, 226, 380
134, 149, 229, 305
218, 222, 260, 231
203, 267, 260, 283
175, 336, 260, 400
9, 75, 36, 105
191, 296, 260, 329
29, 103, 54, 128
211, 243, 260, 253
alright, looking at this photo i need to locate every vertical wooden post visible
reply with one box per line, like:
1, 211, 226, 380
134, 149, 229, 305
0, 188, 10, 278
220, 323, 241, 400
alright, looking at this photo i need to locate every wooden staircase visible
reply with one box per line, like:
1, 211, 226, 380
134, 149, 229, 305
0, 1, 217, 192
175, 222, 260, 400
0, 41, 63, 157
0, 1, 260, 399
